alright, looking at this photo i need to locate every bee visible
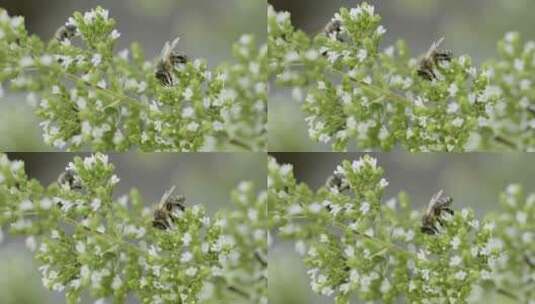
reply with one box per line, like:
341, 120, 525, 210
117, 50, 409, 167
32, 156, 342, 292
326, 172, 349, 192
152, 185, 186, 230
57, 167, 83, 191
155, 37, 188, 86
421, 190, 454, 235
417, 37, 453, 81
322, 19, 343, 41
54, 24, 78, 42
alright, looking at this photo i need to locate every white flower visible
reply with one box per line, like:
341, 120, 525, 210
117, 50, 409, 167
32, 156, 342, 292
75, 241, 86, 254
514, 59, 524, 71
110, 29, 121, 40
70, 279, 81, 289
110, 174, 120, 185
376, 25, 387, 36
97, 80, 107, 89
182, 232, 192, 246
19, 199, 34, 211
91, 198, 101, 211
279, 164, 293, 176
450, 236, 461, 250
91, 53, 102, 66
19, 56, 34, 67
111, 275, 122, 290
449, 255, 462, 267
483, 222, 496, 231
212, 121, 224, 131
182, 107, 195, 118
308, 202, 322, 214
76, 97, 87, 110
52, 85, 61, 95
180, 251, 193, 263
448, 83, 458, 97
183, 88, 194, 101
452, 117, 464, 127
454, 270, 467, 280
293, 240, 306, 256
305, 49, 319, 61
349, 7, 363, 20
516, 211, 527, 224
285, 51, 300, 62
447, 102, 459, 114
357, 49, 368, 62
360, 201, 370, 214
185, 266, 198, 277
186, 122, 199, 132
379, 178, 389, 188
380, 279, 391, 293
25, 236, 37, 251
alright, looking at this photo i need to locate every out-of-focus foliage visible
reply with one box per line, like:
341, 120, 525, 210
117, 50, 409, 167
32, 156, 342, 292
0, 153, 267, 303
0, 102, 50, 151
0, 6, 266, 152
268, 154, 534, 303
0, 247, 54, 304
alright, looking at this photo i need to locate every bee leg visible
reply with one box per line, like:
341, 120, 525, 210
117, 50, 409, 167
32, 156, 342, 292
417, 69, 435, 81
171, 53, 188, 65
152, 220, 168, 230
435, 51, 453, 62
444, 208, 454, 215
420, 225, 436, 235
168, 213, 177, 224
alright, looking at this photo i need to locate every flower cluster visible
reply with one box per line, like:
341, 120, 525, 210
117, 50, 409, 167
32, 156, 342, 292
268, 155, 532, 303
0, 153, 266, 303
208, 181, 268, 303
268, 2, 535, 151
482, 184, 535, 302
0, 7, 266, 152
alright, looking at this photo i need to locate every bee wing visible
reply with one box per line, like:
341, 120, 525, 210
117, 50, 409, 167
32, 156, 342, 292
159, 185, 177, 205
426, 37, 445, 57
426, 189, 444, 210
160, 41, 172, 59
169, 37, 181, 50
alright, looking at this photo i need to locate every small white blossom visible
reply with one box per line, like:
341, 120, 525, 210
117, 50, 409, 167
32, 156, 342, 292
111, 275, 123, 290
360, 201, 370, 214
110, 29, 121, 40
449, 255, 462, 267
91, 198, 101, 211
450, 236, 461, 250
308, 202, 322, 214
91, 53, 102, 66
454, 270, 467, 281
25, 236, 37, 251
180, 251, 193, 263
185, 267, 198, 277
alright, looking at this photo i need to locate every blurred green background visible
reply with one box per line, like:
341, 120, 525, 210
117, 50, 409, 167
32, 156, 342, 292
268, 152, 535, 304
0, 0, 266, 151
268, 0, 535, 151
0, 153, 267, 303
